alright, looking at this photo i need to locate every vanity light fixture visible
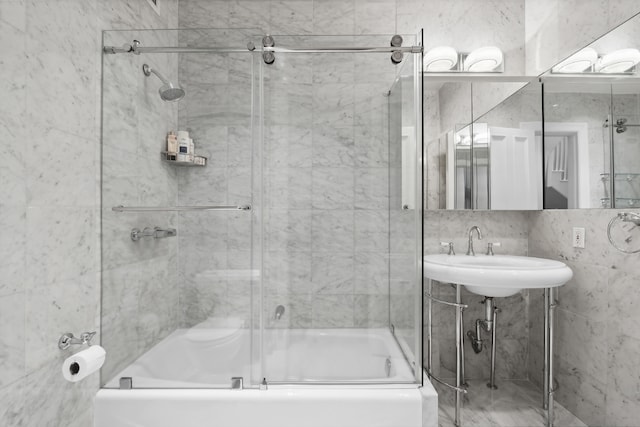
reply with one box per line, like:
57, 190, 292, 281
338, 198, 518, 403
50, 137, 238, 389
424, 46, 459, 71
552, 47, 598, 73
595, 48, 640, 73
463, 46, 504, 72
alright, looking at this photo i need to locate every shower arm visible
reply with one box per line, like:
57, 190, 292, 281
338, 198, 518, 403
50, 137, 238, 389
142, 64, 170, 86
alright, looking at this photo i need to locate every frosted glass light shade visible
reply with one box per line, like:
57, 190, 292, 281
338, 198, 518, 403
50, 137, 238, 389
463, 46, 503, 72
595, 48, 640, 73
424, 46, 458, 71
552, 47, 598, 73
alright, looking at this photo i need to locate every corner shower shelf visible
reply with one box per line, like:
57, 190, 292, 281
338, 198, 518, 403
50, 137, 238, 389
161, 151, 207, 167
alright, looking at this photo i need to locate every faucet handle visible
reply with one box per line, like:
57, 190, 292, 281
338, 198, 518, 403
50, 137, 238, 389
440, 242, 455, 255
486, 242, 501, 255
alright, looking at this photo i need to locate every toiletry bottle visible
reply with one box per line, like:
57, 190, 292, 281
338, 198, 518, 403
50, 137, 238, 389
177, 130, 190, 161
167, 131, 178, 153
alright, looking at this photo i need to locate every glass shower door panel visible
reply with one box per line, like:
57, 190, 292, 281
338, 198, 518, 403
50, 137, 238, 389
100, 28, 261, 389
259, 34, 419, 384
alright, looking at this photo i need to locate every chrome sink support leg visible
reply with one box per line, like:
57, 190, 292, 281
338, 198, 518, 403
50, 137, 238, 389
543, 288, 556, 427
455, 284, 463, 427
460, 307, 466, 387
487, 305, 498, 389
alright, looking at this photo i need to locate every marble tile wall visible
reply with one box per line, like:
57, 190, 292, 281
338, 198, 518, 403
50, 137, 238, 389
0, 0, 178, 425
528, 209, 640, 426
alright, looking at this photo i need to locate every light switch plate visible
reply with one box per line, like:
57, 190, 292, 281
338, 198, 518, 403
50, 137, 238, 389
572, 227, 585, 248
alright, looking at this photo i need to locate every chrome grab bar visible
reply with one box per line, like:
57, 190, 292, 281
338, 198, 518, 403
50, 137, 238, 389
113, 204, 252, 212
131, 227, 177, 241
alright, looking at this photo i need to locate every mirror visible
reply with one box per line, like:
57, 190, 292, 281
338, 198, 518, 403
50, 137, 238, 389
426, 10, 640, 210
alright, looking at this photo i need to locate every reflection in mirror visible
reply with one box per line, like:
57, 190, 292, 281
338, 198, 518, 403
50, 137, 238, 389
541, 9, 640, 208
471, 81, 543, 210
424, 82, 472, 210
542, 81, 612, 208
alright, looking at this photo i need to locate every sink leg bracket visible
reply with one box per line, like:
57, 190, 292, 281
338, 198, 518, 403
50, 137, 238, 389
544, 288, 557, 427
425, 280, 469, 427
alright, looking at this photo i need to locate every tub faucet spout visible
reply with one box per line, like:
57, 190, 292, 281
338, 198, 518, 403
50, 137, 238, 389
466, 226, 483, 256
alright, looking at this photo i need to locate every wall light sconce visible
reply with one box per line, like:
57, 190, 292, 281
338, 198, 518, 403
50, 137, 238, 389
551, 47, 640, 75
595, 48, 640, 73
423, 46, 504, 73
463, 46, 504, 72
424, 46, 458, 71
552, 47, 598, 73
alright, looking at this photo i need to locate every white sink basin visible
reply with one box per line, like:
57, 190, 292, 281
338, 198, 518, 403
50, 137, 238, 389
423, 254, 573, 297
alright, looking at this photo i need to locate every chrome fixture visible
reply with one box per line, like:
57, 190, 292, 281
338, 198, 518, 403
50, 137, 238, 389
607, 212, 640, 253
104, 38, 423, 56
262, 35, 275, 64
58, 331, 96, 350
466, 298, 500, 389
112, 204, 252, 212
231, 377, 244, 390
485, 242, 501, 256
274, 305, 285, 320
604, 117, 638, 134
385, 357, 392, 377
260, 378, 268, 390
142, 63, 185, 102
466, 225, 483, 256
390, 34, 404, 64
441, 241, 455, 255
131, 227, 177, 242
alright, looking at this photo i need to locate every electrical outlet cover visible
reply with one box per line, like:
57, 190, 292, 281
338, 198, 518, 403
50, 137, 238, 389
572, 227, 585, 248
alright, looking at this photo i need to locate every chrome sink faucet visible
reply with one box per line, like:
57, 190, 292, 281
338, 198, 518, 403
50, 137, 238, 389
466, 226, 483, 256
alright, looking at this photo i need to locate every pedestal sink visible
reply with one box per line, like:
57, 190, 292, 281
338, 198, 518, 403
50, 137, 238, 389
423, 254, 573, 297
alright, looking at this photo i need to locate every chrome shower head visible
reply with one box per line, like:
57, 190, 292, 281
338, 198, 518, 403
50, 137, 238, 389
142, 64, 185, 102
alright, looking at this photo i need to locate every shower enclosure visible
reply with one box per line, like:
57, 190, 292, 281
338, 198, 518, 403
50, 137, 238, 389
97, 28, 430, 426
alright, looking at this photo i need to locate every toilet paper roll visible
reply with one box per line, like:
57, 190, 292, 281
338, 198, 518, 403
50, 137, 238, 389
62, 345, 106, 383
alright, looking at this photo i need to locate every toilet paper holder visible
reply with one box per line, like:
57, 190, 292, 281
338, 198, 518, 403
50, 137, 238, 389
58, 331, 96, 350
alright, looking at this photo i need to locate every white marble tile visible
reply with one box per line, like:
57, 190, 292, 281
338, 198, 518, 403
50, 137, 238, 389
354, 252, 389, 294
269, 0, 314, 35
264, 251, 312, 295
355, 167, 389, 210
178, 0, 230, 33
265, 82, 313, 126
312, 83, 355, 127
354, 125, 388, 167
229, 0, 269, 32
25, 207, 95, 287
267, 125, 313, 168
0, 292, 25, 387
312, 126, 354, 167
265, 209, 312, 252
354, 294, 389, 327
267, 167, 312, 210
311, 210, 354, 252
312, 0, 355, 35
311, 53, 355, 84
355, 0, 396, 34
355, 209, 390, 252
311, 294, 354, 327
311, 252, 354, 294
312, 167, 355, 209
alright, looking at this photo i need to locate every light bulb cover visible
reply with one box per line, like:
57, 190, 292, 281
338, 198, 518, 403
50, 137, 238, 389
463, 46, 504, 72
595, 48, 640, 73
552, 47, 598, 73
424, 46, 459, 71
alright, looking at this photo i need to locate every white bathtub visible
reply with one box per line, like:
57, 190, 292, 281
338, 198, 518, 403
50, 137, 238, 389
95, 327, 437, 427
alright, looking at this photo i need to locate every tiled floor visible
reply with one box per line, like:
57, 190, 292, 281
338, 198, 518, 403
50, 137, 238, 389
435, 379, 586, 427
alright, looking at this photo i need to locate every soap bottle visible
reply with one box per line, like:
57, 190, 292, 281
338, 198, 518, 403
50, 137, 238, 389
177, 130, 190, 162
167, 131, 178, 153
